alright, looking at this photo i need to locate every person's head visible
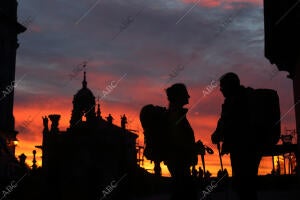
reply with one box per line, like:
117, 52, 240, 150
166, 83, 190, 107
219, 72, 240, 98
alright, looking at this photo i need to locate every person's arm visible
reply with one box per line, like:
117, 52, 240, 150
211, 100, 228, 144
211, 118, 224, 144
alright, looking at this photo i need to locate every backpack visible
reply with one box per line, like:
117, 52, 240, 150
139, 104, 169, 162
248, 88, 281, 148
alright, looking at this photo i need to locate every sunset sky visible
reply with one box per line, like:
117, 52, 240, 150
13, 0, 297, 177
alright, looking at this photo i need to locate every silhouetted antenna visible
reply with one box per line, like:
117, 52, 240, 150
106, 114, 113, 125
121, 114, 128, 129
82, 62, 87, 88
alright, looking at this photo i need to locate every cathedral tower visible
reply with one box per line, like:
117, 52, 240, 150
69, 67, 96, 128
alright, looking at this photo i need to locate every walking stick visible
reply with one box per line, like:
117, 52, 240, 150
196, 140, 207, 173
201, 153, 206, 174
217, 142, 229, 200
217, 142, 223, 171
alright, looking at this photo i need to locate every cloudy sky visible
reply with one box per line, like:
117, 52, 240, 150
14, 0, 296, 176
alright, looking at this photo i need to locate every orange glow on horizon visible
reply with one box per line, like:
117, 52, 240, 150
13, 98, 285, 177
13, 73, 294, 177
14, 98, 277, 177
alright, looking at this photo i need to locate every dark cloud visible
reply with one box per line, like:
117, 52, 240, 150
15, 0, 295, 140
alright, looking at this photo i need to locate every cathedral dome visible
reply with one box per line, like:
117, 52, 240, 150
73, 71, 95, 104
70, 70, 96, 127
73, 86, 95, 103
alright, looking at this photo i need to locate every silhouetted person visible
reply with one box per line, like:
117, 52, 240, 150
198, 166, 204, 180
19, 153, 27, 165
217, 169, 223, 178
121, 114, 127, 129
106, 114, 113, 124
204, 170, 212, 182
164, 83, 198, 200
217, 168, 228, 179
211, 72, 262, 200
192, 165, 198, 178
18, 153, 29, 174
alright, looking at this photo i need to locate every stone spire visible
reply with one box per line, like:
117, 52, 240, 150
82, 64, 87, 88
96, 96, 101, 119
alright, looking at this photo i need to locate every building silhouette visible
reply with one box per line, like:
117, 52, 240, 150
40, 70, 138, 199
263, 0, 300, 176
0, 0, 27, 183
0, 0, 26, 154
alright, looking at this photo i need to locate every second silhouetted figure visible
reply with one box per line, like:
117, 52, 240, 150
164, 83, 198, 200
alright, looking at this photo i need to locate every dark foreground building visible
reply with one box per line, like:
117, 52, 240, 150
39, 71, 138, 199
263, 0, 300, 177
0, 0, 27, 187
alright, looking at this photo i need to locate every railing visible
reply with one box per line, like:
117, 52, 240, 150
262, 143, 297, 175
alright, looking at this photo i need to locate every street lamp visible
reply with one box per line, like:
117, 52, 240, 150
13, 139, 19, 146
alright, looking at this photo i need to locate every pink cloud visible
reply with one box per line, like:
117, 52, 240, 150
182, 0, 260, 8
